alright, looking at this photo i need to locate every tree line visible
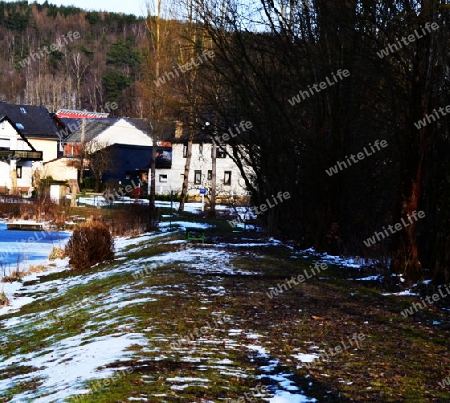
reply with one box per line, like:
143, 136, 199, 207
2, 1, 450, 284
152, 0, 450, 284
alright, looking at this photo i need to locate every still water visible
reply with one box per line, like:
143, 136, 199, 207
0, 222, 70, 266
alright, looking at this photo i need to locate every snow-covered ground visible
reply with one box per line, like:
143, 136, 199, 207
0, 207, 431, 402
0, 224, 321, 402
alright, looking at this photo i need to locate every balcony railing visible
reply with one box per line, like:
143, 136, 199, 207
0, 149, 43, 161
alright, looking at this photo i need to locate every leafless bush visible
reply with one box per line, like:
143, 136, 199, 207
65, 220, 114, 271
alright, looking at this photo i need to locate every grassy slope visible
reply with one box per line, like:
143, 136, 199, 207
0, 212, 449, 402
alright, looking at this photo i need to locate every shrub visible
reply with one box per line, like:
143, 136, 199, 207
0, 288, 9, 306
49, 247, 66, 260
65, 220, 114, 271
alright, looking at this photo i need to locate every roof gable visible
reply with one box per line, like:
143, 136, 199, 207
0, 102, 59, 139
65, 118, 153, 146
0, 116, 36, 151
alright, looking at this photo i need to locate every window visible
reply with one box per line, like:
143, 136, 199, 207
199, 143, 203, 155
224, 171, 231, 185
16, 166, 22, 179
183, 144, 188, 158
194, 170, 202, 185
217, 145, 227, 158
20, 107, 26, 114
159, 174, 168, 183
207, 170, 212, 180
16, 123, 24, 130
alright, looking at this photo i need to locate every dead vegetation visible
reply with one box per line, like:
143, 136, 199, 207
65, 220, 115, 271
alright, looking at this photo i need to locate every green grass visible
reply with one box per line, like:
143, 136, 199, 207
1, 216, 450, 402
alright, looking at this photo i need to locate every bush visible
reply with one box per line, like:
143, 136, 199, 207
0, 289, 9, 306
49, 247, 66, 260
65, 220, 114, 271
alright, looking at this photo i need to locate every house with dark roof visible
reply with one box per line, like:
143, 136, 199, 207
154, 124, 251, 198
0, 102, 61, 164
100, 143, 172, 190
44, 118, 158, 189
0, 116, 43, 194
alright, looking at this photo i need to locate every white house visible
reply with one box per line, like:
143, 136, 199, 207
154, 131, 251, 198
0, 116, 43, 194
47, 117, 154, 186
0, 102, 60, 164
42, 157, 78, 182
62, 118, 153, 153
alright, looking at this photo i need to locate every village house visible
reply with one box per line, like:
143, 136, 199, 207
45, 117, 155, 188
154, 127, 251, 199
0, 102, 62, 194
0, 102, 61, 163
0, 116, 43, 194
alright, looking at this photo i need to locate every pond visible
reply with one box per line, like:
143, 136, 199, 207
0, 222, 70, 269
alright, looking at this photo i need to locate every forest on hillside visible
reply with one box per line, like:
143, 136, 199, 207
2, 0, 450, 285
0, 0, 148, 114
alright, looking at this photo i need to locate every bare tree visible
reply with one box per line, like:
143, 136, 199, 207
84, 140, 113, 193
69, 51, 90, 109
67, 137, 113, 192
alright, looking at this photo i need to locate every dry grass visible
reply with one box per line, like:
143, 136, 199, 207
0, 287, 9, 306
1, 264, 49, 282
25, 264, 48, 274
49, 247, 66, 260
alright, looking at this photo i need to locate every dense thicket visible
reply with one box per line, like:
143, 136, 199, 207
188, 0, 450, 284
0, 0, 147, 115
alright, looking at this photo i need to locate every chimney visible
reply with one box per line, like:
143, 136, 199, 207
175, 121, 183, 139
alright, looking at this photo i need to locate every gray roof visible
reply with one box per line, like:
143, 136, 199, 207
0, 102, 60, 139
63, 118, 175, 143
62, 118, 118, 142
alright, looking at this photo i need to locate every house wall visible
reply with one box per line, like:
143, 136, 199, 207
28, 138, 58, 162
94, 119, 153, 147
0, 161, 10, 191
0, 120, 30, 150
0, 161, 34, 193
0, 120, 35, 192
154, 143, 250, 197
42, 158, 78, 182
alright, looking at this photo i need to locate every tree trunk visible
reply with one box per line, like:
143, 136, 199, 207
148, 141, 157, 229
179, 135, 193, 212
390, 0, 437, 280
210, 139, 216, 217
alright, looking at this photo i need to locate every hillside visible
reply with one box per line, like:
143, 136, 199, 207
0, 1, 148, 115
1, 210, 450, 402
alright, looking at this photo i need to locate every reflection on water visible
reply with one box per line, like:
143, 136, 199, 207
0, 223, 70, 265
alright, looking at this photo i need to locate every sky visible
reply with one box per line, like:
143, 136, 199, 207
6, 0, 148, 17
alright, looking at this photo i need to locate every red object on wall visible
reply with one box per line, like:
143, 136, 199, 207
130, 187, 145, 199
